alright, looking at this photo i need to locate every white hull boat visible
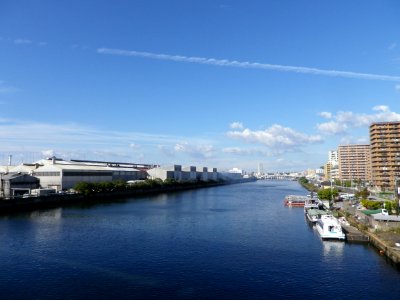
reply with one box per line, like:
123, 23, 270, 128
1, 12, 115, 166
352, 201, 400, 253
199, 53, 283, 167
316, 215, 345, 240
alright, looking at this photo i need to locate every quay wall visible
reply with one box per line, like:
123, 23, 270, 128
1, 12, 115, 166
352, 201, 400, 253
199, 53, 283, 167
0, 178, 255, 214
367, 232, 400, 265
339, 210, 400, 265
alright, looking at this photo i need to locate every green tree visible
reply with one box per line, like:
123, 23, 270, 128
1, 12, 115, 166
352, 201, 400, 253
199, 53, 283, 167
317, 188, 339, 200
74, 182, 94, 196
356, 188, 370, 200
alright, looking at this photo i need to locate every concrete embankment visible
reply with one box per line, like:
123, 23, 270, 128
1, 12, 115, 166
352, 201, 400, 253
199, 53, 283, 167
0, 179, 255, 215
340, 212, 400, 265
367, 232, 400, 265
342, 225, 369, 242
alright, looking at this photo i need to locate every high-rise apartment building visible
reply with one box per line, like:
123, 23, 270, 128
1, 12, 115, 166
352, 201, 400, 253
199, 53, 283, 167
338, 144, 371, 182
328, 150, 338, 167
370, 121, 400, 191
328, 150, 339, 179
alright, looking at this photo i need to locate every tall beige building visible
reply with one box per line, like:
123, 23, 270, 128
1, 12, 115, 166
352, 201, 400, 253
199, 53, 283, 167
370, 121, 400, 191
338, 144, 371, 182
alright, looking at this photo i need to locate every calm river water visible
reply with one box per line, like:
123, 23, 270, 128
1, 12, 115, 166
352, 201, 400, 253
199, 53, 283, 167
0, 180, 399, 299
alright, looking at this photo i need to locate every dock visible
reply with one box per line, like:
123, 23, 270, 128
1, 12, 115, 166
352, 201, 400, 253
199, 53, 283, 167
342, 225, 369, 242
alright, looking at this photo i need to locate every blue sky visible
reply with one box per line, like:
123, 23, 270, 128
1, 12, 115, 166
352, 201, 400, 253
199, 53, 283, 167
1, 0, 400, 172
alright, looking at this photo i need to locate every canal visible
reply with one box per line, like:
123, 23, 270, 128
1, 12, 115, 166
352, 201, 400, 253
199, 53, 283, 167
0, 180, 399, 299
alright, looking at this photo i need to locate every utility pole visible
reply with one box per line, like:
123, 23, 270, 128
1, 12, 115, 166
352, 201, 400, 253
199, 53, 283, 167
395, 178, 400, 215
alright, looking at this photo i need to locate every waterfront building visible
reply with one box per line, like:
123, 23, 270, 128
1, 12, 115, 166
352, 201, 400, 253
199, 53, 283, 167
33, 158, 143, 190
8, 163, 40, 175
0, 166, 9, 174
338, 144, 371, 183
196, 166, 208, 181
147, 165, 218, 182
370, 121, 400, 191
147, 165, 183, 181
208, 167, 218, 181
0, 173, 39, 198
181, 166, 197, 181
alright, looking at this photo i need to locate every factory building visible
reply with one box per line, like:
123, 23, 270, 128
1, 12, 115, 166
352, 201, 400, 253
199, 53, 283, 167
147, 165, 219, 182
147, 165, 183, 181
182, 166, 197, 181
32, 157, 143, 191
0, 174, 40, 198
196, 167, 208, 181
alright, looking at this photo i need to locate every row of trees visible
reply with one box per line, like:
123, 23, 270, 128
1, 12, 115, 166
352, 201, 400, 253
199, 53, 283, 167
74, 178, 220, 197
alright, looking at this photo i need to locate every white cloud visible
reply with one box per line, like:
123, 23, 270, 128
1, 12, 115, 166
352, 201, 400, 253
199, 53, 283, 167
372, 105, 390, 112
174, 142, 215, 158
227, 124, 322, 149
317, 121, 348, 135
41, 149, 57, 158
229, 122, 244, 129
157, 145, 176, 157
129, 143, 140, 149
222, 147, 272, 156
319, 112, 332, 119
317, 106, 400, 135
98, 48, 400, 82
0, 120, 195, 146
14, 38, 32, 45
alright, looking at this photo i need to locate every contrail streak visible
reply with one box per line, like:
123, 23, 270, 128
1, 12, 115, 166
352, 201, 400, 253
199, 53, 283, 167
97, 48, 400, 82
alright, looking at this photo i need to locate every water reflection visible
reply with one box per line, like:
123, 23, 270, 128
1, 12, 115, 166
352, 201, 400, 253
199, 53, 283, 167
322, 240, 345, 257
29, 208, 62, 222
29, 208, 63, 244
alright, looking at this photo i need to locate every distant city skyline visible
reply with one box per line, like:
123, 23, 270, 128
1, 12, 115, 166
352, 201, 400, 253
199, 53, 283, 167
1, 1, 400, 171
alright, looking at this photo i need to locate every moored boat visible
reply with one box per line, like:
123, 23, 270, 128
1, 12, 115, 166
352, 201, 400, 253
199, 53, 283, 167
316, 214, 345, 240
306, 209, 328, 223
303, 197, 321, 212
284, 195, 309, 206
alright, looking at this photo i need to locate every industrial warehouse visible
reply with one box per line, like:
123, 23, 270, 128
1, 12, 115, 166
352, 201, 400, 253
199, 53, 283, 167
0, 157, 240, 199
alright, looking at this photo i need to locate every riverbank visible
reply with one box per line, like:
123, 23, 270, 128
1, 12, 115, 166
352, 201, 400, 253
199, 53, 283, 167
338, 210, 400, 266
0, 178, 255, 215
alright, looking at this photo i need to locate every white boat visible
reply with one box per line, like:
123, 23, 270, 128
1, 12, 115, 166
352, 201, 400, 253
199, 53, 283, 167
303, 198, 320, 212
306, 209, 328, 223
316, 215, 345, 240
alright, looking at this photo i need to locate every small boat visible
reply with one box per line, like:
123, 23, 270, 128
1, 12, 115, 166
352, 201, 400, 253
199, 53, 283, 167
284, 195, 309, 206
304, 198, 321, 212
316, 215, 346, 240
306, 209, 328, 223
